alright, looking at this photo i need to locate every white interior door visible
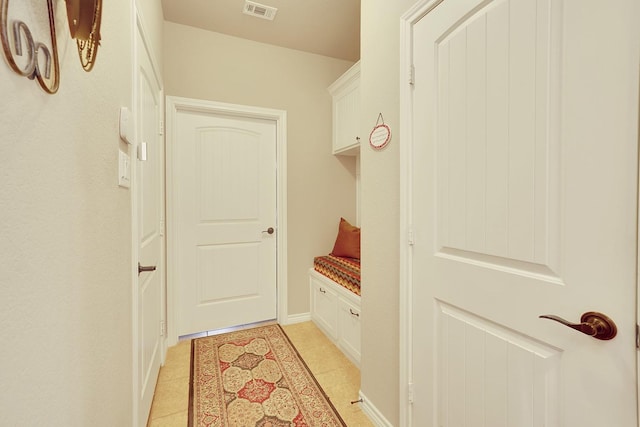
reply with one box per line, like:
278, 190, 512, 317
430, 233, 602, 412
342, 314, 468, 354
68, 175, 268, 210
172, 104, 277, 337
135, 28, 164, 427
404, 0, 639, 425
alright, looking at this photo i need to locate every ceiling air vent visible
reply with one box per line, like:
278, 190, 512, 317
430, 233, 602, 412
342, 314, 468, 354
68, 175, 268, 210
243, 0, 278, 21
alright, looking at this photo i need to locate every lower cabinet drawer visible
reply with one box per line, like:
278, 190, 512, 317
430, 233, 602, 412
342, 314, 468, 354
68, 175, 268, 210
338, 298, 361, 364
309, 269, 361, 367
310, 278, 338, 340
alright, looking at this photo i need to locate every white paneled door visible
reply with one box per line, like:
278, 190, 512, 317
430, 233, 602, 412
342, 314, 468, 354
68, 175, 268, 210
403, 0, 639, 426
172, 105, 277, 337
135, 27, 164, 427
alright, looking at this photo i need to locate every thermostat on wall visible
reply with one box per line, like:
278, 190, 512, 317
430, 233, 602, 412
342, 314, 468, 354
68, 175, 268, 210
119, 107, 133, 144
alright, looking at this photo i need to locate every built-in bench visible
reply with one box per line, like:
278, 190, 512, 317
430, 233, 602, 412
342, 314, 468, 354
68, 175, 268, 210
309, 254, 361, 367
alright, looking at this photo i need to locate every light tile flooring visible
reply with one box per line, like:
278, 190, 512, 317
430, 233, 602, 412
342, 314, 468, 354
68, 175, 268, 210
147, 321, 374, 426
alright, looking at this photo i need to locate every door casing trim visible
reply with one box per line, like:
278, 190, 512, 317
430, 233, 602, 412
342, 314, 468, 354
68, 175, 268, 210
132, 6, 165, 426
165, 96, 288, 345
399, 2, 441, 425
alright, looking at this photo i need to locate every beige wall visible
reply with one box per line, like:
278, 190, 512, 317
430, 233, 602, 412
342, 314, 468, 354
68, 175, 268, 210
0, 0, 150, 425
359, 0, 415, 424
163, 22, 357, 316
136, 0, 165, 67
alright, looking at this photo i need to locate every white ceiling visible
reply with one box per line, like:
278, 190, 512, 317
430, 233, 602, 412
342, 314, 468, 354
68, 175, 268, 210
161, 0, 361, 62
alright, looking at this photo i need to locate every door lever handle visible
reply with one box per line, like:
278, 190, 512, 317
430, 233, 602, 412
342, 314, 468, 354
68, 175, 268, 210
539, 311, 617, 340
138, 262, 157, 275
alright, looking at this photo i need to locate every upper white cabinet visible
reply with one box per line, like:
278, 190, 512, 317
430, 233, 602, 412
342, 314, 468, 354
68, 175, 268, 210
328, 61, 360, 155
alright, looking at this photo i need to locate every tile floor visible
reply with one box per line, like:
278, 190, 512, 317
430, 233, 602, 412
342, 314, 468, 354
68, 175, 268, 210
147, 321, 374, 426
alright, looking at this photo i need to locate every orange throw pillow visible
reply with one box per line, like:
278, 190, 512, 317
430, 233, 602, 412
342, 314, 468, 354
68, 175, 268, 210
331, 217, 361, 259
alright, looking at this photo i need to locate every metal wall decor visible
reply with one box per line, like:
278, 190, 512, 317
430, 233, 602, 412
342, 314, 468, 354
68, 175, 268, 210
66, 0, 102, 71
0, 0, 60, 94
0, 0, 102, 95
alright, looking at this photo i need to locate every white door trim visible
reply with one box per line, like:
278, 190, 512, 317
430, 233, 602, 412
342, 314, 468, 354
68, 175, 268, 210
399, 2, 440, 426
165, 96, 288, 345
131, 6, 166, 426
637, 152, 640, 423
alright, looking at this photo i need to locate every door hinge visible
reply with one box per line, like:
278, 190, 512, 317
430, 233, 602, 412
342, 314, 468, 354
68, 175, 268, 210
408, 382, 414, 404
160, 320, 166, 337
159, 220, 165, 237
408, 228, 415, 246
636, 324, 639, 349
409, 64, 415, 86
159, 120, 164, 136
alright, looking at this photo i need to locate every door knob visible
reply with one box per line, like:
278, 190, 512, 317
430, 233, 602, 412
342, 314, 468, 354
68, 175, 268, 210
262, 227, 275, 235
539, 311, 617, 340
138, 262, 156, 275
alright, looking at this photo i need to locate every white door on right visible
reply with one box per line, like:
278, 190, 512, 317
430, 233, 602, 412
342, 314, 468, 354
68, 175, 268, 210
408, 0, 639, 426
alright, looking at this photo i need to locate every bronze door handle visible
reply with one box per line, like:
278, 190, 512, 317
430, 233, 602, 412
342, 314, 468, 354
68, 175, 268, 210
539, 311, 617, 340
138, 262, 157, 275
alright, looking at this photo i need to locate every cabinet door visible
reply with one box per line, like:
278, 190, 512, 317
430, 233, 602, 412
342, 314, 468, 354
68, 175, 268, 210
338, 297, 361, 365
310, 276, 338, 340
333, 80, 360, 155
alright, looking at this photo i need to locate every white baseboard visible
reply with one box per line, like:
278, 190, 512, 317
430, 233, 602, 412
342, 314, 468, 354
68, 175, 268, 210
359, 391, 393, 427
284, 312, 311, 325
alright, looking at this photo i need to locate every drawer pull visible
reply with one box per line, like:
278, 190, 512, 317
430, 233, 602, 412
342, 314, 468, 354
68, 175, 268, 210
319, 288, 326, 294
350, 309, 360, 317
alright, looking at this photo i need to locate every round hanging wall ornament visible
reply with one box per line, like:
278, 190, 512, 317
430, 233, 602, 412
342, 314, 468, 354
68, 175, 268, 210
369, 113, 391, 150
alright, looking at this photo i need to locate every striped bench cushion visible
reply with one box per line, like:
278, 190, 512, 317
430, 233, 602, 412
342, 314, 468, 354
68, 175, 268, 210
313, 255, 361, 296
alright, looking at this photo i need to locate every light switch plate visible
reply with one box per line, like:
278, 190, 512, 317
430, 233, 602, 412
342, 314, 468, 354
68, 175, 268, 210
118, 150, 131, 188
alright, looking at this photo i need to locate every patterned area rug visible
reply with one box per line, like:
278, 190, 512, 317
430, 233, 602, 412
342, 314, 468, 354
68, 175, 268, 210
189, 324, 346, 427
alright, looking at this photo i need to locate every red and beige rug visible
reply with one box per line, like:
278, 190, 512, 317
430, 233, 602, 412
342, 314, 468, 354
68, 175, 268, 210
188, 324, 346, 427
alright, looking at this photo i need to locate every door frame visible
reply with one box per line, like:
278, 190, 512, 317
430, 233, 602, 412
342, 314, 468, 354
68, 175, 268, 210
131, 6, 166, 426
165, 96, 288, 345
400, 3, 445, 425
